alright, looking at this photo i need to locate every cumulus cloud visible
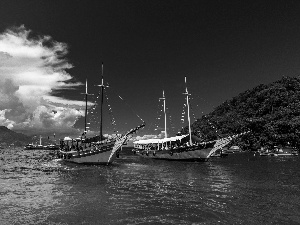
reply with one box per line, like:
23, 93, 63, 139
132, 131, 166, 142
0, 25, 84, 136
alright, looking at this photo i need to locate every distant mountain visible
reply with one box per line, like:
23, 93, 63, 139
183, 76, 300, 150
0, 126, 30, 147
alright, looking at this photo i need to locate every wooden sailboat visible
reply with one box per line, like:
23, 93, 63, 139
59, 63, 145, 165
133, 77, 245, 161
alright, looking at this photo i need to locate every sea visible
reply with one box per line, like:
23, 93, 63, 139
1, 147, 300, 225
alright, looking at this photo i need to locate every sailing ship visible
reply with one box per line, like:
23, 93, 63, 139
24, 135, 45, 150
133, 77, 246, 161
24, 133, 59, 150
257, 146, 299, 157
59, 63, 145, 165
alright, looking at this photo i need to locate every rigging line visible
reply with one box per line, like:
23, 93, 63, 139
146, 122, 155, 132
154, 100, 163, 131
105, 85, 145, 123
117, 94, 145, 123
185, 94, 197, 123
165, 105, 175, 135
204, 116, 221, 138
180, 103, 186, 127
189, 102, 197, 122
88, 90, 102, 128
104, 88, 117, 133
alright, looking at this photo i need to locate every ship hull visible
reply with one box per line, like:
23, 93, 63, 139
62, 149, 117, 165
59, 141, 119, 165
134, 147, 212, 162
59, 123, 145, 165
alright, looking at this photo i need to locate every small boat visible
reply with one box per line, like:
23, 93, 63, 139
24, 136, 45, 150
24, 144, 35, 150
257, 146, 299, 156
133, 77, 246, 161
59, 63, 145, 165
45, 144, 59, 150
210, 148, 229, 158
223, 145, 242, 154
257, 149, 277, 156
275, 147, 298, 156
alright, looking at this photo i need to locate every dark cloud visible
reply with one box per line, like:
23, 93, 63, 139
0, 79, 28, 123
39, 111, 55, 128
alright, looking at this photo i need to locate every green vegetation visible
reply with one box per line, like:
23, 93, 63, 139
184, 76, 300, 150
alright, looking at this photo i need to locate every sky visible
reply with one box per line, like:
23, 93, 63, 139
1, 0, 300, 141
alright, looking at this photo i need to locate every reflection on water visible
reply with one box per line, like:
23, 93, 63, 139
0, 150, 66, 225
1, 149, 300, 224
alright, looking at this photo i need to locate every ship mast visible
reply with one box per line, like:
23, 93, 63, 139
183, 77, 192, 145
84, 80, 88, 133
98, 63, 105, 141
81, 79, 92, 136
159, 90, 167, 138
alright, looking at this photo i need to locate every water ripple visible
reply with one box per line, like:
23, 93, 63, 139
1, 149, 300, 224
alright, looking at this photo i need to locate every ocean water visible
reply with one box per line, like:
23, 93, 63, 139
1, 148, 300, 225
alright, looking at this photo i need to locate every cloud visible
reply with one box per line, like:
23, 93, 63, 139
0, 25, 84, 136
132, 131, 166, 142
0, 109, 15, 129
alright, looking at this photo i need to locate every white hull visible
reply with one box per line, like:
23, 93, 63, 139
259, 152, 298, 157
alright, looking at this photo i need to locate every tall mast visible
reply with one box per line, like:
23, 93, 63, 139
183, 77, 192, 145
81, 79, 92, 137
159, 90, 167, 138
98, 62, 104, 141
84, 80, 88, 134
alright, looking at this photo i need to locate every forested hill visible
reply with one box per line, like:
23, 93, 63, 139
0, 126, 30, 147
184, 76, 300, 149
